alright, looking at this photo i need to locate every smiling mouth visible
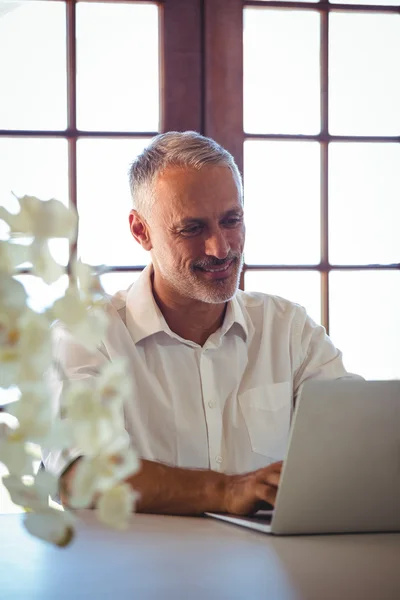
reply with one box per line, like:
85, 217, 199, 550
194, 259, 235, 277
200, 260, 233, 273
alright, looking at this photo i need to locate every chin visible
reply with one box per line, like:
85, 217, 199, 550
195, 278, 239, 304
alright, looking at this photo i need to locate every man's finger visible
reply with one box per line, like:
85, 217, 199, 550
255, 482, 277, 506
258, 471, 280, 487
269, 461, 283, 472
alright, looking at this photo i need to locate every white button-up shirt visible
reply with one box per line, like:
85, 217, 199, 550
44, 264, 354, 477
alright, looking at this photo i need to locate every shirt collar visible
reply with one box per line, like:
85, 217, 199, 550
220, 293, 249, 342
125, 264, 169, 344
125, 264, 249, 345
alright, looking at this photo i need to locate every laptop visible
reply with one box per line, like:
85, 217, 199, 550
206, 379, 400, 535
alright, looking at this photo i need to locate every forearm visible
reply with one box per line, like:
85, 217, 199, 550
60, 457, 228, 515
129, 459, 227, 515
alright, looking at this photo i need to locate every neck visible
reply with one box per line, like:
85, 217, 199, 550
151, 273, 227, 346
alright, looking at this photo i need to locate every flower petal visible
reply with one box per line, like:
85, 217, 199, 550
70, 438, 139, 509
3, 474, 49, 511
0, 275, 27, 313
30, 241, 64, 285
3, 196, 78, 241
97, 483, 137, 530
0, 242, 30, 274
0, 436, 34, 476
24, 509, 75, 547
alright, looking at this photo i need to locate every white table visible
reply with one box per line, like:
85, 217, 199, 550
1, 511, 400, 599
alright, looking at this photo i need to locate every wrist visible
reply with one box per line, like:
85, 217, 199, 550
207, 471, 229, 513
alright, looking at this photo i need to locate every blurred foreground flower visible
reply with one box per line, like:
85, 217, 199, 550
51, 286, 109, 352
70, 435, 140, 509
0, 308, 52, 389
0, 195, 138, 546
98, 483, 138, 530
24, 510, 75, 547
0, 195, 77, 240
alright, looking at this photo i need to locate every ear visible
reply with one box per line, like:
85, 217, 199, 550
129, 210, 153, 251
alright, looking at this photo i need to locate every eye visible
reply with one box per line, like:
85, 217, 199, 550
180, 224, 203, 237
223, 216, 243, 228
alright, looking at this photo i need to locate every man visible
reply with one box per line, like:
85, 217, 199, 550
45, 131, 354, 516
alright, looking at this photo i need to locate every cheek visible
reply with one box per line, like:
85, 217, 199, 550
157, 236, 198, 267
229, 226, 245, 249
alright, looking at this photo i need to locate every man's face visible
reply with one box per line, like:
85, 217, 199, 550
145, 165, 245, 304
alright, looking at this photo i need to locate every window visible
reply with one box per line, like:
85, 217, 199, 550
242, 0, 400, 380
0, 0, 160, 306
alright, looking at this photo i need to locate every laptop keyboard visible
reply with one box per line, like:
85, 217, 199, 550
236, 510, 274, 525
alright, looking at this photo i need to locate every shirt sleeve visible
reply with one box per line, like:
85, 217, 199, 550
293, 308, 363, 399
41, 323, 110, 478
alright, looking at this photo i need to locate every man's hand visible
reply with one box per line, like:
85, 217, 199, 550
222, 461, 283, 516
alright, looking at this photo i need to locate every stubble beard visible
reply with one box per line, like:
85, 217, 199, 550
159, 253, 244, 305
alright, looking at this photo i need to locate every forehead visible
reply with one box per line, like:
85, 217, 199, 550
152, 165, 241, 219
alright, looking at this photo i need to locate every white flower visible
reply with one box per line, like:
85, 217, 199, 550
70, 436, 139, 509
73, 260, 105, 303
7, 383, 50, 435
2, 469, 57, 511
30, 240, 64, 285
0, 195, 77, 241
6, 383, 70, 448
51, 285, 109, 352
0, 275, 27, 314
0, 241, 29, 274
97, 360, 132, 406
97, 483, 137, 530
0, 427, 35, 476
0, 193, 138, 545
64, 385, 112, 455
0, 308, 52, 388
24, 508, 75, 547
4, 471, 74, 546
63, 360, 131, 455
64, 382, 104, 423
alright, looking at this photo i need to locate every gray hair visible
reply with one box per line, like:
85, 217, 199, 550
128, 131, 243, 219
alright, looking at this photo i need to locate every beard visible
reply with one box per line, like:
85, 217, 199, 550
156, 251, 243, 304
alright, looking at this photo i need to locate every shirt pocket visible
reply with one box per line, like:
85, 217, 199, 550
238, 382, 292, 460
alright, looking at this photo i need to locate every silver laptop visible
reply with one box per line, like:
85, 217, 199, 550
206, 379, 400, 535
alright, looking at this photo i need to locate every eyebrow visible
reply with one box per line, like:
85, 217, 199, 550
176, 209, 244, 228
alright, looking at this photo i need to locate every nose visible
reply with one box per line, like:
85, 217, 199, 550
204, 229, 230, 259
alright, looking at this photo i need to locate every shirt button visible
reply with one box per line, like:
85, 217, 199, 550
208, 400, 216, 409
215, 455, 223, 464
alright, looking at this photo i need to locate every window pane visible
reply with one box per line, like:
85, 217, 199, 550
329, 13, 400, 136
0, 138, 69, 264
330, 271, 400, 380
329, 143, 400, 265
245, 270, 321, 324
100, 271, 141, 297
77, 139, 151, 267
0, 1, 66, 130
244, 141, 320, 265
333, 0, 399, 6
76, 3, 159, 131
244, 9, 320, 134
255, 0, 318, 2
